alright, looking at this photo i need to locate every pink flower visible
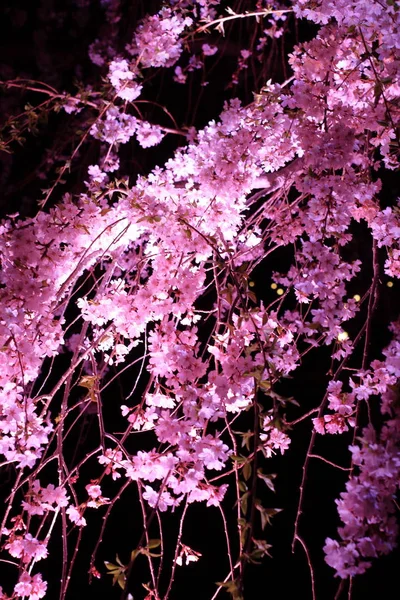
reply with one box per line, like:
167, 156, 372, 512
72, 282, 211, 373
6, 533, 48, 563
202, 44, 218, 56
14, 572, 47, 600
128, 8, 192, 68
86, 484, 102, 499
142, 485, 175, 512
66, 506, 87, 527
136, 121, 165, 148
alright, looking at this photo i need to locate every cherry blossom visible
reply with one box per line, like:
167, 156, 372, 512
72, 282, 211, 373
0, 0, 399, 596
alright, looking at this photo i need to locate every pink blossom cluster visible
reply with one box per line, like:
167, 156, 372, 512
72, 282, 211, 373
260, 416, 291, 457
323, 320, 400, 575
0, 0, 400, 595
126, 8, 193, 68
294, 0, 400, 62
324, 416, 400, 578
2, 572, 47, 600
21, 480, 69, 516
170, 0, 220, 21
0, 384, 53, 469
313, 381, 356, 435
90, 106, 137, 144
5, 533, 48, 564
108, 59, 143, 102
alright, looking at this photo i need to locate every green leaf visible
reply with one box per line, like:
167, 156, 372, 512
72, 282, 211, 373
131, 549, 139, 562
238, 480, 247, 493
242, 461, 252, 482
387, 0, 398, 10
243, 369, 262, 381
259, 380, 271, 392
257, 470, 276, 493
78, 375, 97, 390
255, 503, 282, 530
117, 573, 126, 590
252, 538, 273, 558
240, 430, 254, 451
215, 580, 243, 600
231, 454, 246, 464
115, 554, 125, 567
104, 558, 127, 589
240, 491, 250, 515
147, 539, 161, 549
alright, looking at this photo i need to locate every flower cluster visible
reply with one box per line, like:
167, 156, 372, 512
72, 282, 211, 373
108, 59, 143, 102
0, 0, 399, 596
260, 416, 291, 457
13, 572, 47, 600
127, 8, 193, 68
324, 417, 400, 578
